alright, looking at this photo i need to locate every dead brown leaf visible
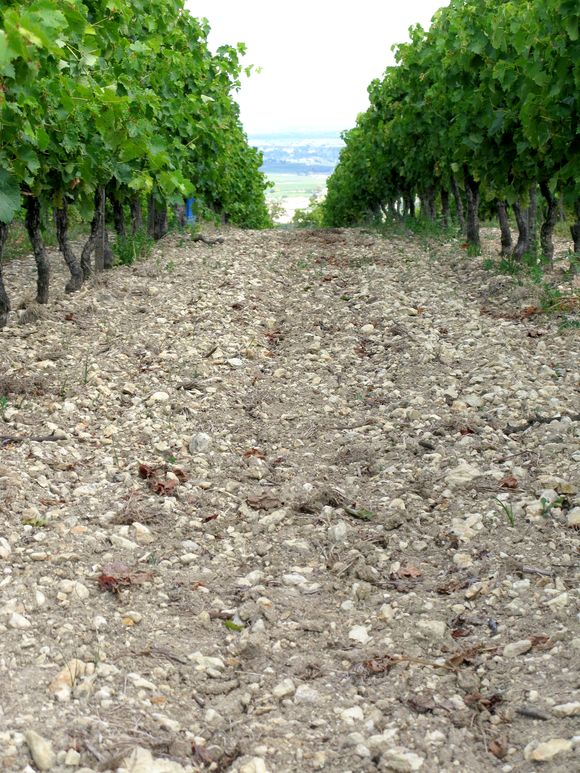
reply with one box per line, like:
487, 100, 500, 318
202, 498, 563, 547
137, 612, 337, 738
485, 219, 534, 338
451, 628, 472, 639
97, 561, 154, 594
530, 635, 553, 650
465, 692, 503, 713
446, 644, 495, 668
437, 577, 469, 595
356, 655, 399, 675
499, 474, 519, 489
394, 565, 422, 579
246, 494, 283, 511
138, 462, 186, 496
406, 695, 437, 714
243, 447, 266, 459
489, 736, 508, 759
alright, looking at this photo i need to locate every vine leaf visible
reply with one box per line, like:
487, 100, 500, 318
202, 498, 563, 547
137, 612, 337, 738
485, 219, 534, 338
0, 171, 21, 223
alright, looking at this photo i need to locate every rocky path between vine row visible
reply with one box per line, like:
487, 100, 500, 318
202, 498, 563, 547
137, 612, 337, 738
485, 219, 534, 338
0, 226, 579, 773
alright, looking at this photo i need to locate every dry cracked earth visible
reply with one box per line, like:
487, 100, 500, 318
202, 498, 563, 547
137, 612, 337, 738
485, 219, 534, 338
0, 225, 579, 773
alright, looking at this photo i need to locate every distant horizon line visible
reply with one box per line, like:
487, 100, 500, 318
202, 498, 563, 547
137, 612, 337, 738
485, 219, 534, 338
248, 129, 345, 137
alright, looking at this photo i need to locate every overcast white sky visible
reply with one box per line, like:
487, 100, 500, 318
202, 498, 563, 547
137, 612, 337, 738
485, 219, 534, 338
185, 1, 448, 135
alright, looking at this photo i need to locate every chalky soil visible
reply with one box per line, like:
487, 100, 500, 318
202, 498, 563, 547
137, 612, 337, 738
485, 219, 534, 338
0, 227, 579, 772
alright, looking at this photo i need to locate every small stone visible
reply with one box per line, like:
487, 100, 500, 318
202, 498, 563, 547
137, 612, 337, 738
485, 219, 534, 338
283, 572, 308, 587
73, 582, 90, 600
179, 553, 198, 565
361, 324, 375, 334
123, 611, 142, 624
453, 552, 473, 569
553, 702, 580, 717
294, 684, 320, 704
567, 507, 580, 527
110, 534, 139, 551
189, 433, 211, 454
378, 604, 395, 622
239, 758, 268, 773
380, 746, 424, 771
465, 581, 486, 600
368, 730, 399, 753
133, 522, 155, 544
503, 639, 532, 658
341, 706, 364, 723
49, 659, 92, 702
445, 461, 481, 489
272, 678, 295, 699
122, 746, 186, 772
227, 358, 244, 368
64, 749, 81, 766
546, 592, 569, 609
8, 610, 31, 629
524, 738, 572, 761
349, 625, 371, 644
148, 391, 170, 403
0, 536, 11, 559
25, 730, 56, 770
128, 673, 157, 690
344, 732, 366, 747
327, 521, 349, 543
416, 620, 447, 640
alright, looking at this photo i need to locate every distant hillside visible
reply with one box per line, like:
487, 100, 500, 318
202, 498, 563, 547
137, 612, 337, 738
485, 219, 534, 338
250, 132, 343, 175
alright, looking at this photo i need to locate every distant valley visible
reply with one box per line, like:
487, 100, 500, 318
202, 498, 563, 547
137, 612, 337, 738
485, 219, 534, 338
249, 132, 344, 221
250, 131, 343, 175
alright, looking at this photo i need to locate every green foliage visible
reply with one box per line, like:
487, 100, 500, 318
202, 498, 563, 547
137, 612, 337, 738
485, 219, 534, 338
0, 1, 270, 232
292, 195, 325, 228
324, 0, 579, 257
114, 230, 154, 266
494, 498, 516, 527
268, 199, 286, 223
559, 317, 580, 330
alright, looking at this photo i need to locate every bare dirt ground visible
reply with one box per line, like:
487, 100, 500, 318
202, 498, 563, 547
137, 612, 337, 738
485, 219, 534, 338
0, 226, 579, 773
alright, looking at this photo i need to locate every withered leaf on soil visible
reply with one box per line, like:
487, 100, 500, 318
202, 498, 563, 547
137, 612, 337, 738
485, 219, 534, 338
243, 447, 266, 459
464, 692, 503, 713
499, 474, 519, 489
97, 561, 154, 594
406, 695, 437, 714
246, 494, 283, 511
138, 462, 187, 496
138, 462, 158, 479
437, 577, 470, 595
354, 655, 399, 675
191, 742, 215, 766
488, 736, 508, 760
392, 565, 422, 579
151, 478, 178, 496
451, 628, 472, 639
530, 635, 553, 650
446, 644, 496, 668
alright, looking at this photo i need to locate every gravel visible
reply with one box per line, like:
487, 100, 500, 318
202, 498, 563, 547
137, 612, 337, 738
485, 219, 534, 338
0, 224, 579, 772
